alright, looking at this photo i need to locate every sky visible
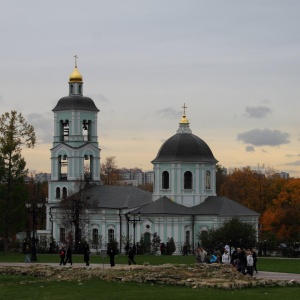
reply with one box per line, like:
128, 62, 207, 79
1, 0, 300, 177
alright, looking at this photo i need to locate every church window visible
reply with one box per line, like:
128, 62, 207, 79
92, 228, 98, 244
185, 230, 190, 245
108, 229, 114, 243
59, 155, 68, 180
82, 120, 91, 141
78, 84, 82, 94
84, 155, 92, 180
162, 171, 169, 189
56, 187, 61, 199
205, 170, 211, 189
62, 187, 67, 198
60, 120, 69, 141
184, 171, 192, 189
70, 84, 74, 94
59, 228, 65, 242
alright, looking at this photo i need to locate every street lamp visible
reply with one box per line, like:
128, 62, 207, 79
26, 202, 43, 261
126, 211, 141, 254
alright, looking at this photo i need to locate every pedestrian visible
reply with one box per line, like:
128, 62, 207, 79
222, 249, 231, 264
24, 245, 31, 263
195, 246, 207, 263
84, 244, 90, 266
182, 243, 188, 256
246, 249, 254, 276
59, 246, 65, 265
160, 242, 166, 255
65, 245, 73, 265
107, 245, 116, 267
236, 247, 247, 274
128, 247, 136, 265
252, 248, 258, 273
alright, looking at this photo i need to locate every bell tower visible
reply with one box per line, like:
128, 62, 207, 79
46, 57, 101, 233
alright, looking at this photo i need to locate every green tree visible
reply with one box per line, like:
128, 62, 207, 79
198, 218, 257, 250
151, 232, 161, 254
0, 110, 36, 252
167, 237, 176, 255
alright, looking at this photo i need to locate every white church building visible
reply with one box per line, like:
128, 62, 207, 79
45, 62, 259, 253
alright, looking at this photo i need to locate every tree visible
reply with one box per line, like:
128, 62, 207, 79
219, 166, 286, 214
198, 218, 257, 250
151, 232, 161, 254
0, 110, 36, 252
260, 178, 300, 242
57, 181, 100, 253
100, 156, 122, 185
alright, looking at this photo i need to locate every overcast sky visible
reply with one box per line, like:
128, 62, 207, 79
1, 0, 300, 177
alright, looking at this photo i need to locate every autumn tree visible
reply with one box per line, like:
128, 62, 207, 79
0, 111, 36, 251
218, 166, 286, 214
100, 156, 122, 185
260, 178, 300, 242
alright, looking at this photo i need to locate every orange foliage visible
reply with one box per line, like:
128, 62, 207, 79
261, 178, 300, 241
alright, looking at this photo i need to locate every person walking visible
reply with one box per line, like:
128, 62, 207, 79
246, 249, 254, 276
59, 246, 66, 265
84, 244, 90, 266
24, 245, 31, 263
252, 248, 258, 273
107, 245, 116, 267
182, 243, 188, 256
65, 245, 73, 265
128, 247, 136, 265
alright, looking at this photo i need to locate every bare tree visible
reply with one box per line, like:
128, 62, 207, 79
57, 180, 100, 253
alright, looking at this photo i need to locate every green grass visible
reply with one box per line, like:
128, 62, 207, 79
0, 275, 300, 300
1, 252, 300, 273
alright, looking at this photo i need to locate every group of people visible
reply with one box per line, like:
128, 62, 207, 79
194, 245, 258, 276
58, 245, 74, 266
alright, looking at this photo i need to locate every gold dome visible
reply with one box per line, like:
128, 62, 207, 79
180, 114, 189, 124
69, 67, 83, 82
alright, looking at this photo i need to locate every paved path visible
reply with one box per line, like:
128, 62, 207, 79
1, 262, 300, 282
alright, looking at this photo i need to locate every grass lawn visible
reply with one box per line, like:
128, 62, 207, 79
1, 275, 300, 300
1, 252, 300, 273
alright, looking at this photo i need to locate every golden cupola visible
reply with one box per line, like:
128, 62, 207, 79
69, 67, 83, 82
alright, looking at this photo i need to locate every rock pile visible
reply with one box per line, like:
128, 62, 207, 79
0, 263, 299, 290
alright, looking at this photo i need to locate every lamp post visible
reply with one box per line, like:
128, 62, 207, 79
26, 202, 43, 261
126, 211, 141, 254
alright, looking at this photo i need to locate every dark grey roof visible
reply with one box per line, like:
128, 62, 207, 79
191, 196, 260, 217
132, 195, 259, 217
53, 96, 99, 112
86, 185, 152, 209
152, 133, 218, 163
132, 196, 192, 215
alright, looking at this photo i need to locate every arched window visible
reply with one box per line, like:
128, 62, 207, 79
70, 84, 74, 94
62, 187, 67, 198
144, 232, 151, 253
92, 228, 98, 244
184, 171, 192, 189
56, 187, 61, 198
162, 171, 169, 189
60, 120, 69, 141
185, 230, 190, 245
108, 229, 114, 243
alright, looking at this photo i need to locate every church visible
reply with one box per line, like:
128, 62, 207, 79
45, 61, 259, 253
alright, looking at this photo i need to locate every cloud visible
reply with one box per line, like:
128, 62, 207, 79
237, 128, 290, 146
245, 146, 255, 152
157, 107, 181, 120
27, 112, 53, 143
285, 160, 300, 166
244, 106, 272, 119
